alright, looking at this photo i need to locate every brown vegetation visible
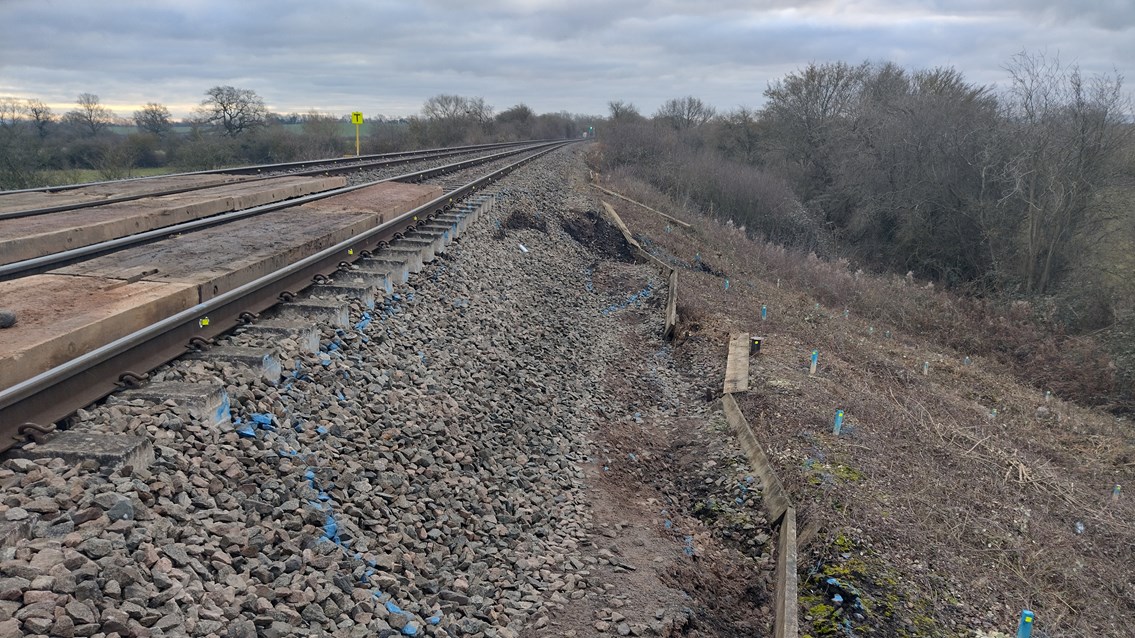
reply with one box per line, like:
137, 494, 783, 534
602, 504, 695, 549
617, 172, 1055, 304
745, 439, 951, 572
594, 176, 1135, 637
595, 52, 1135, 408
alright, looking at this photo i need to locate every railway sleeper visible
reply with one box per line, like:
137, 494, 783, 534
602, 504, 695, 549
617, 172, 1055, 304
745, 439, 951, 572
186, 345, 283, 382
234, 319, 321, 354
273, 298, 350, 327
355, 258, 410, 284
311, 283, 379, 311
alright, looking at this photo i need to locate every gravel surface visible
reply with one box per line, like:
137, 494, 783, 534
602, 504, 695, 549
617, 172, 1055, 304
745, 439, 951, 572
0, 144, 771, 637
336, 144, 549, 187
1, 146, 636, 637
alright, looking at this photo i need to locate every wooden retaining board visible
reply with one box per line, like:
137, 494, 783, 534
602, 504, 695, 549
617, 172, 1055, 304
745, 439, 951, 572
664, 268, 678, 341
0, 274, 198, 391
721, 392, 792, 524
590, 183, 692, 228
774, 507, 799, 638
56, 182, 442, 301
598, 201, 671, 275
723, 332, 750, 394
0, 174, 253, 215
0, 176, 346, 266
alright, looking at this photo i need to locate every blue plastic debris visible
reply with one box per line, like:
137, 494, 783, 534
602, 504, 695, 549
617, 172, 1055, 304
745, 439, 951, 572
235, 422, 256, 438
355, 312, 372, 331
683, 536, 695, 556
833, 594, 844, 604
384, 601, 403, 614
401, 623, 418, 636
316, 426, 328, 435
323, 515, 338, 540
427, 613, 442, 625
251, 413, 275, 430
664, 519, 672, 530
336, 389, 346, 402
600, 282, 655, 316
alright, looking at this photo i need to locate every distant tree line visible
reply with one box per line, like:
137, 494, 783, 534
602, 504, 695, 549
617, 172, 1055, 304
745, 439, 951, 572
597, 52, 1134, 336
0, 87, 594, 189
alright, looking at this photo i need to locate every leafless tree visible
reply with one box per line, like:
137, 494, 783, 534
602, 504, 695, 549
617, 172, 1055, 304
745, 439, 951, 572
64, 93, 114, 136
608, 100, 642, 122
25, 99, 54, 138
654, 96, 716, 130
133, 102, 173, 137
762, 61, 870, 197
716, 107, 762, 164
0, 98, 21, 131
997, 51, 1131, 294
0, 98, 37, 188
300, 110, 344, 156
420, 94, 493, 145
196, 86, 267, 137
496, 103, 536, 139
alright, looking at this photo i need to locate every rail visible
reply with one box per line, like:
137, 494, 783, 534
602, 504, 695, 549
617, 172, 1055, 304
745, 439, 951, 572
0, 141, 563, 280
0, 140, 552, 220
0, 141, 572, 452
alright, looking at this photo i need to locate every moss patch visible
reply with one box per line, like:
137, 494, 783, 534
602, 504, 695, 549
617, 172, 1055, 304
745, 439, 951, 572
801, 534, 955, 637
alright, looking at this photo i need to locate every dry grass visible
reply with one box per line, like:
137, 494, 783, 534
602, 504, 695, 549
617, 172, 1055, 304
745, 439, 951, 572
598, 175, 1135, 637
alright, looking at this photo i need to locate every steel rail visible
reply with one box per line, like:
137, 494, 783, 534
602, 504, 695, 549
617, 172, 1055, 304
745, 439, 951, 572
0, 141, 562, 280
0, 139, 557, 196
0, 140, 548, 220
0, 141, 572, 451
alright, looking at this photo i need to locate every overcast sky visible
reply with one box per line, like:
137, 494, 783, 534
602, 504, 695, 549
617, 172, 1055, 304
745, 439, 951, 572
1, 0, 1132, 120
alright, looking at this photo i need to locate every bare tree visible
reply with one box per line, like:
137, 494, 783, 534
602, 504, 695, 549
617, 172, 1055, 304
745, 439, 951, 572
422, 94, 467, 121
762, 61, 870, 198
607, 100, 641, 122
24, 99, 54, 138
421, 94, 493, 144
496, 103, 536, 139
654, 96, 716, 130
300, 110, 344, 156
65, 93, 114, 136
0, 98, 21, 132
134, 102, 173, 137
716, 107, 762, 164
997, 52, 1131, 294
0, 98, 36, 188
197, 86, 267, 137
465, 96, 494, 125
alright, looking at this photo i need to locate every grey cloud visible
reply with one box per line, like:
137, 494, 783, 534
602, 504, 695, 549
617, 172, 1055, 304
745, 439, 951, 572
0, 0, 1130, 119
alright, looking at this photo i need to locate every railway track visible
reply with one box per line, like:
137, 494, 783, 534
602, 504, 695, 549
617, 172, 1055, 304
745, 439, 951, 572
0, 141, 556, 280
0, 139, 574, 453
0, 139, 544, 208
0, 140, 547, 221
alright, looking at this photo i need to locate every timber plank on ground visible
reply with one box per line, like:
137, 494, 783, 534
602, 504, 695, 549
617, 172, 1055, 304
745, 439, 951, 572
724, 332, 750, 394
590, 183, 692, 228
721, 392, 793, 524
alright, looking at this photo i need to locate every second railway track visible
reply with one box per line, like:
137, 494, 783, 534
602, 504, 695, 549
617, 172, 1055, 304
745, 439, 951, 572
0, 141, 561, 279
0, 140, 575, 452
